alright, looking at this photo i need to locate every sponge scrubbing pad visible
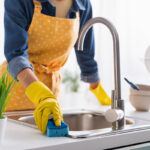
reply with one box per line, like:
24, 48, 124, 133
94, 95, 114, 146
47, 119, 69, 137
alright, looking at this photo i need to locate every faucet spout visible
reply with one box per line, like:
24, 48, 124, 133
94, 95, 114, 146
77, 17, 124, 130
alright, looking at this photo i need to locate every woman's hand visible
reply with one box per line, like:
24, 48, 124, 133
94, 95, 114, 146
89, 82, 111, 105
25, 81, 63, 133
34, 98, 63, 134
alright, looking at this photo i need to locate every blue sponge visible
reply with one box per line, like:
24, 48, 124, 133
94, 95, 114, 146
47, 119, 69, 137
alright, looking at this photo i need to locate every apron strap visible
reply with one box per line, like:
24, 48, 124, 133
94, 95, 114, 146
33, 0, 42, 9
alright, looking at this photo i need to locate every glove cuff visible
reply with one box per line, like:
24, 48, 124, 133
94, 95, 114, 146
89, 82, 101, 91
25, 81, 57, 105
90, 82, 111, 105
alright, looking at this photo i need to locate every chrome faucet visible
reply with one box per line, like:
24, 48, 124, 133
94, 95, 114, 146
76, 17, 125, 130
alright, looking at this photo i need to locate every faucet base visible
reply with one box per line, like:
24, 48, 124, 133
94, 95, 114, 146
112, 99, 125, 130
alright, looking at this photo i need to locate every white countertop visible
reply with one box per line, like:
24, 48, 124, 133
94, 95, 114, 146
1, 102, 150, 150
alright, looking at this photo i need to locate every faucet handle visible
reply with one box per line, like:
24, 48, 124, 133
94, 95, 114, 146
105, 109, 124, 123
105, 90, 124, 123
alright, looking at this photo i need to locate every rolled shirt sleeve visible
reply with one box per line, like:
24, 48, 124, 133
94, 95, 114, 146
74, 0, 100, 83
4, 0, 34, 81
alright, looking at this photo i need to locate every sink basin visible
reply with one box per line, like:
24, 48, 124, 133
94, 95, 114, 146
5, 109, 150, 138
18, 111, 133, 131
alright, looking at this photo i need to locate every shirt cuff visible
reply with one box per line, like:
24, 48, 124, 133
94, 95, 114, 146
81, 72, 100, 83
7, 56, 34, 81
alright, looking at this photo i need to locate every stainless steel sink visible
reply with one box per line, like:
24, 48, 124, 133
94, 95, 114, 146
5, 109, 150, 138
18, 111, 133, 131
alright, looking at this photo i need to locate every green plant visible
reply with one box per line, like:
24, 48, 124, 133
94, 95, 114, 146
0, 71, 16, 118
62, 70, 80, 92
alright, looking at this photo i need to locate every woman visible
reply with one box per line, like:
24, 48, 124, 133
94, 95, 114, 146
1, 0, 111, 134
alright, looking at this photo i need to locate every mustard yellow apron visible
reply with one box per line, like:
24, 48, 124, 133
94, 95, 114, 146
0, 0, 80, 111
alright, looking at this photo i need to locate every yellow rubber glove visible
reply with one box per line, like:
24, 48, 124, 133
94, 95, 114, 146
90, 82, 111, 105
25, 81, 63, 134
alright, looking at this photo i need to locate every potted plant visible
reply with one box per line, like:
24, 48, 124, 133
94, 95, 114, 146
62, 70, 80, 93
0, 71, 16, 144
62, 70, 83, 108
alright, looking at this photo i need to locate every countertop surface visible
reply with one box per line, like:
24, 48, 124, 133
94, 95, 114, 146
1, 102, 150, 150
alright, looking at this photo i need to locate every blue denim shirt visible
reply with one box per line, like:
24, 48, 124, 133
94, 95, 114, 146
4, 0, 99, 83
